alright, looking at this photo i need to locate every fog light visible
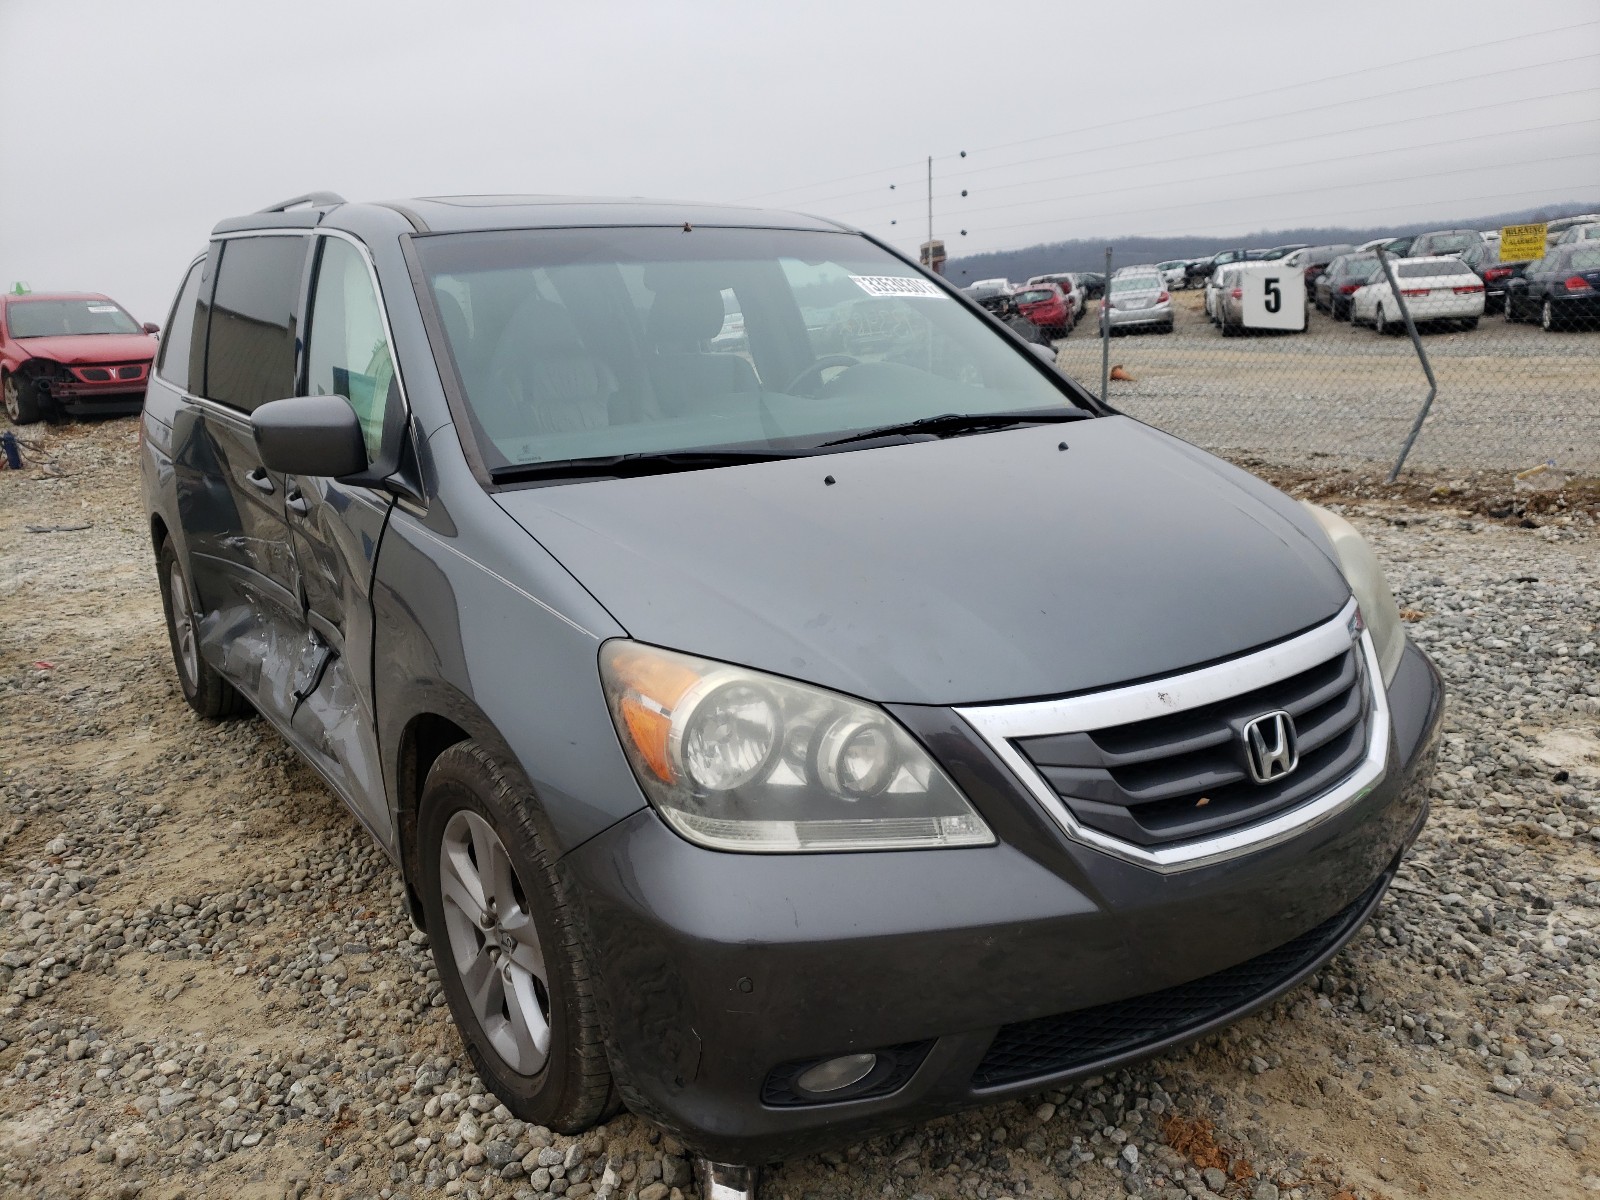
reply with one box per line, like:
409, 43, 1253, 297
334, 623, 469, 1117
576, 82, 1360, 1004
795, 1053, 877, 1095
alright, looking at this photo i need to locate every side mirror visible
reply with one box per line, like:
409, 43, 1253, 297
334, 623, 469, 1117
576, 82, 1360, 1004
251, 395, 368, 478
1028, 341, 1057, 365
142, 322, 161, 335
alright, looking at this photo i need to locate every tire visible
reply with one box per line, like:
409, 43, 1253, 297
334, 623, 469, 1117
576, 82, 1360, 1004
1159, 319, 1174, 334
2, 371, 41, 425
1219, 319, 1237, 338
1375, 305, 1392, 335
1542, 299, 1556, 332
156, 538, 246, 719
1503, 294, 1517, 323
418, 742, 616, 1133
1460, 318, 1479, 331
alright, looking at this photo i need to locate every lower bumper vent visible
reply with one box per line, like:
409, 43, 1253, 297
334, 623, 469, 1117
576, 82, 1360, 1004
971, 875, 1386, 1089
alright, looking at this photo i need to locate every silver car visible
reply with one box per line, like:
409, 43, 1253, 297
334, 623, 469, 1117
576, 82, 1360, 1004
1104, 271, 1173, 333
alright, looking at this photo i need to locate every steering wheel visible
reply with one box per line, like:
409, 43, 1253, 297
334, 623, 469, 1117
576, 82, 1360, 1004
783, 355, 860, 396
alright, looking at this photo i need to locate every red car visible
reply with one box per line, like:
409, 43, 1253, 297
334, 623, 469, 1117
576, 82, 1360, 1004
1011, 281, 1072, 338
1, 292, 159, 425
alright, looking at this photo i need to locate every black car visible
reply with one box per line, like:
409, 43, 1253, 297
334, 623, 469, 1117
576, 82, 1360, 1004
1256, 243, 1310, 261
1287, 244, 1357, 293
1504, 244, 1600, 330
1455, 242, 1529, 314
1189, 248, 1253, 286
1074, 270, 1106, 300
1409, 229, 1483, 259
1314, 254, 1381, 321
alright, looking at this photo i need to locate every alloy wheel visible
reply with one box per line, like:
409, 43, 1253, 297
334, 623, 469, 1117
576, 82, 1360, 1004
167, 562, 199, 690
1542, 300, 1554, 332
3, 375, 18, 422
438, 810, 551, 1075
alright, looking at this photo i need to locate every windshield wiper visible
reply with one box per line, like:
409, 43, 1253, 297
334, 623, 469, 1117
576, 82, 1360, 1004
818, 408, 1091, 448
489, 447, 806, 484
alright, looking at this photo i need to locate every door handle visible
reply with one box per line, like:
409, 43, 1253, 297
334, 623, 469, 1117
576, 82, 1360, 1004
244, 467, 275, 494
286, 488, 309, 517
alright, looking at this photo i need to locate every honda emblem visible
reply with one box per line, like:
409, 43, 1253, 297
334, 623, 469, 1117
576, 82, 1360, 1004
1243, 711, 1298, 784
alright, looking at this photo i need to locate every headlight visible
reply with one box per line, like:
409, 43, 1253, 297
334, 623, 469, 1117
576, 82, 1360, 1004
600, 641, 994, 853
1302, 503, 1406, 685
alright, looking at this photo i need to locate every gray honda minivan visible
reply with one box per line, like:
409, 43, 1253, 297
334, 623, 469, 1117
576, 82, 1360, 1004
140, 193, 1443, 1195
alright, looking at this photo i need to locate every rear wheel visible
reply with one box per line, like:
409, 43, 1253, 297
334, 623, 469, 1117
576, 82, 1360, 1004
1375, 304, 1392, 335
2, 372, 41, 425
1503, 293, 1517, 323
1541, 299, 1557, 332
1460, 317, 1479, 331
156, 539, 245, 718
418, 742, 617, 1132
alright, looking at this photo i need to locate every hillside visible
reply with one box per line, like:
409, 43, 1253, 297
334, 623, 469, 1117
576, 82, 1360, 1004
942, 200, 1600, 282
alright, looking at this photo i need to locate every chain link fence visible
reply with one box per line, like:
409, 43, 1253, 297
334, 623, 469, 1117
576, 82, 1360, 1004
1040, 241, 1599, 479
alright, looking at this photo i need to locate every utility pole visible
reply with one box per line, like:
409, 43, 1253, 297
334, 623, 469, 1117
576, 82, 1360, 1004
927, 155, 933, 269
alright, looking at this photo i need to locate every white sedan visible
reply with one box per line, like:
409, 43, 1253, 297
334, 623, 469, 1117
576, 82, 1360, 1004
1351, 256, 1485, 334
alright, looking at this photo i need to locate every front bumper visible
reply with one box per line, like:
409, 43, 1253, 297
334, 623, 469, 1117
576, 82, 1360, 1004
31, 366, 149, 414
567, 638, 1444, 1162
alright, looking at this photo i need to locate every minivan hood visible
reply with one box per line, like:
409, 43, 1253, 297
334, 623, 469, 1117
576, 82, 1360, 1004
494, 416, 1350, 706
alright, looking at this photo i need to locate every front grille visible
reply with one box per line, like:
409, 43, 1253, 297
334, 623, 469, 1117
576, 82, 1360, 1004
971, 874, 1384, 1089
1015, 642, 1369, 847
71, 364, 144, 383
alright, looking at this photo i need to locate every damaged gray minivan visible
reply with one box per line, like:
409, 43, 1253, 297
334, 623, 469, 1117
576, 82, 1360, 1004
141, 193, 1443, 1196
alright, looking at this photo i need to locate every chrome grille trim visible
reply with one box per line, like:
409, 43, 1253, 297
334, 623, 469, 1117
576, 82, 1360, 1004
955, 599, 1390, 873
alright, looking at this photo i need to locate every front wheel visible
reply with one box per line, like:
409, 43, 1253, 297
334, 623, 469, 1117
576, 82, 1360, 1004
156, 539, 246, 718
2, 371, 41, 425
418, 742, 616, 1132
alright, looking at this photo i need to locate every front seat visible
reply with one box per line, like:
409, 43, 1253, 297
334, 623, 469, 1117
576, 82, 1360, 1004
479, 296, 615, 446
646, 283, 760, 416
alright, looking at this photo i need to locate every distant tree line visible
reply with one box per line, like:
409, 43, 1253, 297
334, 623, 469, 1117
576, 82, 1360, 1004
941, 200, 1600, 283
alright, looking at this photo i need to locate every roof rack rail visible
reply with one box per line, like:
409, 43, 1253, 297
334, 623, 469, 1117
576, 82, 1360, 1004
257, 192, 347, 214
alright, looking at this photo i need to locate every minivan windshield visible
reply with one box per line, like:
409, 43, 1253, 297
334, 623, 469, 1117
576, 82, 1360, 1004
414, 227, 1085, 473
8, 298, 141, 338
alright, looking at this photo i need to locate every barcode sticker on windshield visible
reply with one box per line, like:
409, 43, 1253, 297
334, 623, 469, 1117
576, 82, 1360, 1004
849, 275, 946, 299
87, 305, 118, 313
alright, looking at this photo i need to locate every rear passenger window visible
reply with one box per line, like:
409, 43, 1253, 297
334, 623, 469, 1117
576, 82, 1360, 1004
305, 237, 397, 460
156, 259, 204, 391
205, 235, 309, 412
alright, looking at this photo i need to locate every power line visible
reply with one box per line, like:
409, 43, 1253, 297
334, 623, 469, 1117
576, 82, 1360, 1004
927, 184, 1600, 253
783, 56, 1600, 213
740, 20, 1600, 206
827, 113, 1600, 226
930, 18, 1600, 171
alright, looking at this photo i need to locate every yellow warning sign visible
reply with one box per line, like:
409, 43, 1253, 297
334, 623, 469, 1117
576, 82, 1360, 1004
1500, 222, 1547, 262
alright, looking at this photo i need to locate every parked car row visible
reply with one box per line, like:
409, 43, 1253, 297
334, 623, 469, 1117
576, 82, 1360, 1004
1258, 222, 1600, 336
959, 273, 1088, 341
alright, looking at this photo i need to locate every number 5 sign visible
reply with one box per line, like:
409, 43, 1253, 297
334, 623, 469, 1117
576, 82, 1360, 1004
1240, 264, 1307, 331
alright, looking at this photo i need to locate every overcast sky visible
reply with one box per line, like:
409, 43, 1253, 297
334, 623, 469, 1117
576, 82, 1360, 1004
1, 0, 1596, 322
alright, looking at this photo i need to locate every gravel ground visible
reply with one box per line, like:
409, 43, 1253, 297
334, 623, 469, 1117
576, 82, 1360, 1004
1052, 292, 1600, 474
2, 420, 1599, 1200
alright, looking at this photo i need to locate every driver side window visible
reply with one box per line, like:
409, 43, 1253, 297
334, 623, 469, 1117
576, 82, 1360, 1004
306, 237, 397, 460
